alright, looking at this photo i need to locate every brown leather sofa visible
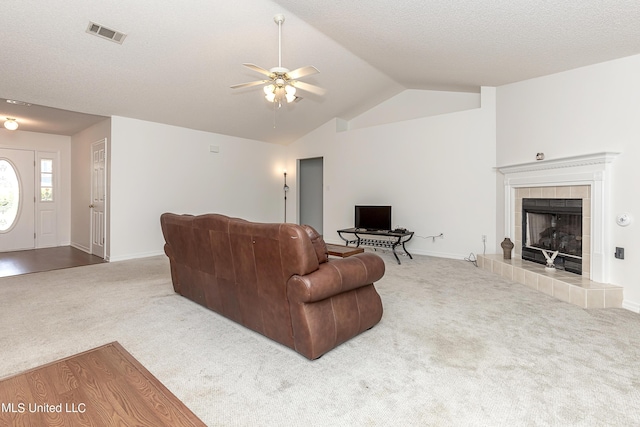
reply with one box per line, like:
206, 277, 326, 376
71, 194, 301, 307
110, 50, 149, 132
160, 213, 385, 360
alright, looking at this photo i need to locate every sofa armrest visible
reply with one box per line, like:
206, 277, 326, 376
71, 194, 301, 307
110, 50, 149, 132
287, 253, 385, 303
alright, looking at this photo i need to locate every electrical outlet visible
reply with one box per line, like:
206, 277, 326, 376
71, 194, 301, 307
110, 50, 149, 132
615, 247, 625, 259
482, 235, 487, 243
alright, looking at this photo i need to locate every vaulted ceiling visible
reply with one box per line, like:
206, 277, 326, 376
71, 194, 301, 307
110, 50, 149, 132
2, 0, 640, 144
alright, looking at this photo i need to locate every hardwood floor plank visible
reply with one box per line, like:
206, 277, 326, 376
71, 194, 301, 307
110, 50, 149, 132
0, 373, 45, 426
44, 362, 78, 395
0, 376, 25, 426
25, 371, 66, 427
101, 350, 170, 418
56, 388, 97, 427
66, 353, 135, 425
0, 342, 206, 427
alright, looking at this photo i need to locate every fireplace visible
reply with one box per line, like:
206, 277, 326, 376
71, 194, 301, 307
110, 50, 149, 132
521, 198, 583, 274
498, 152, 620, 283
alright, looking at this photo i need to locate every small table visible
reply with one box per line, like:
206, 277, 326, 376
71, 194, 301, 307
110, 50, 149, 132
337, 228, 414, 264
326, 243, 365, 258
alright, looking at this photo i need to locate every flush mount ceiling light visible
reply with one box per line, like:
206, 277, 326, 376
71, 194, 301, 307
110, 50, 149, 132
230, 14, 325, 106
6, 99, 32, 107
3, 118, 18, 131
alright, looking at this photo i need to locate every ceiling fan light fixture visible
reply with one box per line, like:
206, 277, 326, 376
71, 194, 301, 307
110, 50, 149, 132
4, 118, 18, 131
285, 85, 296, 103
263, 83, 296, 104
264, 84, 276, 102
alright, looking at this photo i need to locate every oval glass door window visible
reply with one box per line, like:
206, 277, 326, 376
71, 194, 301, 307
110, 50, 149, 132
0, 159, 21, 232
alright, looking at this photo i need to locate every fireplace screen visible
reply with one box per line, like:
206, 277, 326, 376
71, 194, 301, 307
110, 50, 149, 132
521, 198, 583, 274
525, 212, 582, 256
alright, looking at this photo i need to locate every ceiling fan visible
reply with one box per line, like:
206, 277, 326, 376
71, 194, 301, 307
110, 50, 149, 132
231, 14, 325, 105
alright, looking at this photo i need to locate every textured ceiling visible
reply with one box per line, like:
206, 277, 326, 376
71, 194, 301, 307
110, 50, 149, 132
2, 0, 640, 143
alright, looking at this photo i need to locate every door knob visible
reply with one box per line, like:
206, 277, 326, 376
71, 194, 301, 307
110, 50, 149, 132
89, 204, 94, 208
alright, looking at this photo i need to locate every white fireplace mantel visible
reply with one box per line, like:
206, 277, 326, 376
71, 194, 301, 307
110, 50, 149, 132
497, 152, 620, 283
497, 152, 619, 175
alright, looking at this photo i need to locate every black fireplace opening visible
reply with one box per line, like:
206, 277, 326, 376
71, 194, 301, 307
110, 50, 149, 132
521, 198, 583, 275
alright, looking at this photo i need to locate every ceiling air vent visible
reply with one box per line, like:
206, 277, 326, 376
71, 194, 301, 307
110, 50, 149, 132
86, 22, 127, 44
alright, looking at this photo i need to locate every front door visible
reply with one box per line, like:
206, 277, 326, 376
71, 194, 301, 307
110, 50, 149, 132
90, 139, 107, 259
0, 148, 35, 252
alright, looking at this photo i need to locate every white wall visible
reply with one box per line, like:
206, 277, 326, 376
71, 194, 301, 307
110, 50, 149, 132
109, 117, 286, 261
0, 130, 71, 246
287, 88, 497, 260
70, 118, 111, 253
496, 53, 640, 311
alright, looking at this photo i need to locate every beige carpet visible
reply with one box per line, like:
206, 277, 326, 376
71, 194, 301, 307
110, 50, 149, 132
1, 252, 639, 426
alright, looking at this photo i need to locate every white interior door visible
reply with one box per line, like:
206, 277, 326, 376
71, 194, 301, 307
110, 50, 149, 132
90, 139, 107, 259
0, 148, 35, 252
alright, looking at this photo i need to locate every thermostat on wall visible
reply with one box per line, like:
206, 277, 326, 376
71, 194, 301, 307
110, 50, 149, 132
616, 213, 632, 227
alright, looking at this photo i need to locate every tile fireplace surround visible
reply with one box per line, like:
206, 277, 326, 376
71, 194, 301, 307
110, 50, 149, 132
490, 152, 623, 309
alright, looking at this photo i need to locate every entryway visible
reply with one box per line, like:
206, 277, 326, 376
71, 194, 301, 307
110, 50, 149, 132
1, 145, 106, 277
0, 246, 105, 278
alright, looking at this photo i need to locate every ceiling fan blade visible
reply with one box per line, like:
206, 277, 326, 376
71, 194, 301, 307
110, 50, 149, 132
230, 80, 270, 89
242, 63, 273, 78
291, 80, 326, 96
286, 66, 319, 80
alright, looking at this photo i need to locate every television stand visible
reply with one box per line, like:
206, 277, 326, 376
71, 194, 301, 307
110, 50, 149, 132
337, 228, 414, 264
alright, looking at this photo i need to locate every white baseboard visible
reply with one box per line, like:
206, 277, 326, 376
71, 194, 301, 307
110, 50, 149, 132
622, 300, 640, 313
108, 250, 165, 263
70, 242, 91, 254
407, 248, 473, 260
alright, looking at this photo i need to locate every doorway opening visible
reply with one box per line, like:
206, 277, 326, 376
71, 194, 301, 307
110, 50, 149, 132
297, 157, 323, 234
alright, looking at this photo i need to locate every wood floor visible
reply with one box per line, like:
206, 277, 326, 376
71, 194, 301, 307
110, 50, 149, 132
0, 246, 105, 278
0, 342, 206, 427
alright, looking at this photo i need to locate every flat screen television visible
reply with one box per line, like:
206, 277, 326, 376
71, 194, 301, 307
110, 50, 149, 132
355, 205, 392, 231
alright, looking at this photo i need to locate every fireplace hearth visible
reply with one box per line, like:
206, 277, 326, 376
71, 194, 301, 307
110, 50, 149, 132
521, 198, 582, 274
